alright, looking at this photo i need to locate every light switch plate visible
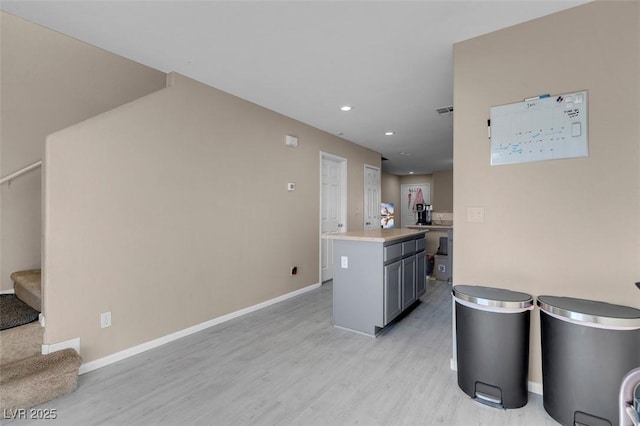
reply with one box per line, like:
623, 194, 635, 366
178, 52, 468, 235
467, 207, 485, 223
341, 256, 348, 269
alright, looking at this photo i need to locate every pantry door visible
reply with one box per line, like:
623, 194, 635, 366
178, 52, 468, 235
320, 153, 347, 283
364, 165, 380, 230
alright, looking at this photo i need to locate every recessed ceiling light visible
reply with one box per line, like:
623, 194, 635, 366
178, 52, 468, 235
399, 152, 412, 156
409, 171, 414, 174
340, 105, 352, 112
385, 131, 395, 136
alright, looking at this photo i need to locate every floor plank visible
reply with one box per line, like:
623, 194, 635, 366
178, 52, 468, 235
3, 280, 559, 425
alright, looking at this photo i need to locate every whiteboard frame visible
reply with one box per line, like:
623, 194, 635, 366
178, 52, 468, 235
489, 90, 588, 166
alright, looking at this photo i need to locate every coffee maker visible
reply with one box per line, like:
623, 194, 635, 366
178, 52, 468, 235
416, 203, 432, 225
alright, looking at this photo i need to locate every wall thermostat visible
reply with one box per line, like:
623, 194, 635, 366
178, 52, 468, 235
285, 135, 298, 148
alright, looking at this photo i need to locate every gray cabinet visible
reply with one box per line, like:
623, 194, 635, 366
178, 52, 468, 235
402, 256, 416, 309
333, 232, 427, 336
383, 260, 402, 324
416, 253, 426, 298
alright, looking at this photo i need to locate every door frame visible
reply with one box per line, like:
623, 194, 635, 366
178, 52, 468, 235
319, 152, 347, 284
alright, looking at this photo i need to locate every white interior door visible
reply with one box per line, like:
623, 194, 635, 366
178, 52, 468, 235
321, 154, 346, 282
364, 165, 381, 230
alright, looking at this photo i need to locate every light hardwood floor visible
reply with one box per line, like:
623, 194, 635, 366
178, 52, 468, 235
4, 280, 559, 425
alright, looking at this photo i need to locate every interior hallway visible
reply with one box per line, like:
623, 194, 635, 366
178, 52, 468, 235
5, 280, 557, 425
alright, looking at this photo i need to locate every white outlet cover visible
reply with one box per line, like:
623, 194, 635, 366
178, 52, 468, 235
341, 256, 348, 268
287, 182, 295, 191
100, 311, 112, 328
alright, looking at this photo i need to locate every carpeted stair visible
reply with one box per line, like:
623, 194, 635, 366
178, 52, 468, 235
0, 269, 82, 415
0, 322, 43, 365
0, 348, 82, 411
11, 269, 42, 312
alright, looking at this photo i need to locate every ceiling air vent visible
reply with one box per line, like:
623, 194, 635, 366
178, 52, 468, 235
436, 105, 454, 115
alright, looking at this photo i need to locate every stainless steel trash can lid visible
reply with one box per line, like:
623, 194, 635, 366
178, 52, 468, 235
453, 285, 533, 309
537, 295, 640, 329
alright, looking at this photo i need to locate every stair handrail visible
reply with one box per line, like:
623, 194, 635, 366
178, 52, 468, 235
0, 161, 42, 186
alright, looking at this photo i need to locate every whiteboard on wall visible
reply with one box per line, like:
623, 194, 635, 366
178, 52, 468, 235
490, 90, 588, 165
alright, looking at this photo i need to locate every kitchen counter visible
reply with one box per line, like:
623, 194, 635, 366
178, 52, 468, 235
406, 223, 453, 230
322, 228, 427, 243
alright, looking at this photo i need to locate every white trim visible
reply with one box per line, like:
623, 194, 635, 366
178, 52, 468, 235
42, 337, 80, 355
0, 288, 16, 294
78, 282, 321, 375
528, 381, 543, 395
449, 358, 543, 395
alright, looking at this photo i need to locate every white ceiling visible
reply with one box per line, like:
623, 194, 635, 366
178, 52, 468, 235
2, 1, 589, 175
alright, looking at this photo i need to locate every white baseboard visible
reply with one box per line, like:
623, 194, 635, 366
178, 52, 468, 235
0, 288, 16, 294
42, 337, 80, 355
449, 357, 543, 396
528, 381, 543, 395
79, 282, 322, 375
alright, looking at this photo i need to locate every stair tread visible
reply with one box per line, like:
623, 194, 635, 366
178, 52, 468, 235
10, 269, 41, 291
0, 348, 82, 411
11, 269, 41, 312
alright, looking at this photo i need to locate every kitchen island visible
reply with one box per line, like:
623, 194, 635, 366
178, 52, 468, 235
323, 229, 427, 336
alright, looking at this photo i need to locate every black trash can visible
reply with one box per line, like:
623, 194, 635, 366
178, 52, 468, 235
537, 296, 640, 426
453, 285, 534, 409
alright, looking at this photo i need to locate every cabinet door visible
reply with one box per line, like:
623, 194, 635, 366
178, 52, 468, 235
416, 252, 427, 298
384, 260, 402, 325
402, 255, 416, 309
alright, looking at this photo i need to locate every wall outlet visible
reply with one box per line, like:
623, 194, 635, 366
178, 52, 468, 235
341, 256, 348, 269
290, 266, 298, 276
100, 311, 112, 328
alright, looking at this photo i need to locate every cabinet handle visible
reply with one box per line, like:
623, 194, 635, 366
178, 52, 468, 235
338, 224, 343, 228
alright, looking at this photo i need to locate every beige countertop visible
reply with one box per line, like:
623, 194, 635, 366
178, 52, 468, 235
322, 228, 427, 243
406, 223, 453, 231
